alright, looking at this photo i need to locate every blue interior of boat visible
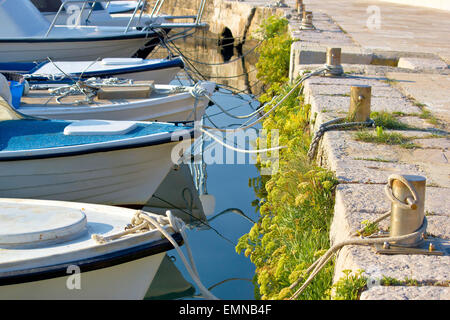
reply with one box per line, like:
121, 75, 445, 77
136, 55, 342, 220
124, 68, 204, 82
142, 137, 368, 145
0, 58, 184, 82
0, 119, 191, 152
0, 62, 45, 73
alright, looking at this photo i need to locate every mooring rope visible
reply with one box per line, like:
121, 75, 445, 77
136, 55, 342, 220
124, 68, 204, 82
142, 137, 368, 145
201, 66, 328, 133
307, 117, 375, 160
288, 175, 428, 300
92, 210, 219, 300
288, 217, 428, 299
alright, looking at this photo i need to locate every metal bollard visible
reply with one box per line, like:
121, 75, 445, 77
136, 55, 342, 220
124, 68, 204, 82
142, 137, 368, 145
348, 85, 371, 122
375, 174, 443, 255
387, 174, 426, 247
301, 11, 314, 29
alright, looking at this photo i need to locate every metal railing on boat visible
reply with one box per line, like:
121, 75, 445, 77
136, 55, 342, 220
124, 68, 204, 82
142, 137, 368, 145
45, 0, 208, 38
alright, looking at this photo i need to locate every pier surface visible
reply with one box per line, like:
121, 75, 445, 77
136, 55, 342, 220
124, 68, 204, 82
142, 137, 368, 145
241, 0, 450, 299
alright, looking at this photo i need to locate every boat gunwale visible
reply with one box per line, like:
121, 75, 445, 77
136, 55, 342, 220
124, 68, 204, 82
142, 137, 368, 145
0, 30, 161, 43
0, 232, 183, 286
0, 123, 194, 161
28, 58, 185, 80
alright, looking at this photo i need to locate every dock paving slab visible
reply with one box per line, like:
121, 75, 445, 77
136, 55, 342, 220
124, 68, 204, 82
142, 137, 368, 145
303, 68, 449, 298
240, 0, 450, 299
360, 286, 450, 300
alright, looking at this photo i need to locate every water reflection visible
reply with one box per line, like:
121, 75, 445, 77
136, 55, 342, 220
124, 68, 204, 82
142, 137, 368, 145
145, 254, 196, 300
148, 29, 262, 95
143, 30, 263, 300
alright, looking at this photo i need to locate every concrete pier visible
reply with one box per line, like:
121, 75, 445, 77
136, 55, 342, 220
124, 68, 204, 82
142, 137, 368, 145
287, 0, 450, 299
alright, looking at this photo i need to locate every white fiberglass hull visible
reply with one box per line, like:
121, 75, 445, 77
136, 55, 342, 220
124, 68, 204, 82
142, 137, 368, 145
0, 142, 180, 206
0, 36, 150, 63
19, 90, 207, 122
0, 253, 165, 300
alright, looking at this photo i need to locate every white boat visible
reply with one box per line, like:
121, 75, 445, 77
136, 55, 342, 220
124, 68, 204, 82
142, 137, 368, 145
32, 0, 195, 27
0, 95, 194, 206
33, 0, 164, 28
0, 57, 185, 84
0, 198, 185, 299
14, 0, 208, 60
15, 79, 215, 122
0, 0, 162, 62
106, 1, 141, 14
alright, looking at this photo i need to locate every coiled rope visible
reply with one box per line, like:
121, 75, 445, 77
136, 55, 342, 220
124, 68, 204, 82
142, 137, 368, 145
92, 209, 219, 300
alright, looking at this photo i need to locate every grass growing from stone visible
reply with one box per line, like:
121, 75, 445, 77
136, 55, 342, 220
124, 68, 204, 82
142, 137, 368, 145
354, 126, 419, 149
353, 157, 394, 163
419, 109, 439, 126
236, 15, 338, 300
332, 270, 367, 300
370, 111, 412, 130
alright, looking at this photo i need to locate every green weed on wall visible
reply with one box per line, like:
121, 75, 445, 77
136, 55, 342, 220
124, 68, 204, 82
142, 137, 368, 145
236, 16, 338, 300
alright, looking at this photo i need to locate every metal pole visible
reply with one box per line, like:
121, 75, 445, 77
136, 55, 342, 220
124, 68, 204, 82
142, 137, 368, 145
195, 0, 207, 25
125, 0, 143, 33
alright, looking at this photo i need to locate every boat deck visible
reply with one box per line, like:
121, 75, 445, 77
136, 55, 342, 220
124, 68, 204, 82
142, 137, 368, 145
20, 84, 176, 109
0, 120, 185, 152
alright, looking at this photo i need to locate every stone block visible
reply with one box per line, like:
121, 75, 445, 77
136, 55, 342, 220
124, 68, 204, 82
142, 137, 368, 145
398, 57, 449, 71
291, 42, 373, 65
360, 285, 450, 300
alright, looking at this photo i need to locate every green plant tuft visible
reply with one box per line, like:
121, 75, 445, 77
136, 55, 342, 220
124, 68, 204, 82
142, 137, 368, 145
331, 270, 367, 300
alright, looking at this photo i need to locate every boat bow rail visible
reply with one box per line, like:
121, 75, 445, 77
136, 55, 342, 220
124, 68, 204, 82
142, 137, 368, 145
45, 0, 208, 38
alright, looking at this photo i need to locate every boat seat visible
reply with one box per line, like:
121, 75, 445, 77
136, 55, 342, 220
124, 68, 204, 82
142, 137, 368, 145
63, 120, 138, 136
101, 58, 144, 66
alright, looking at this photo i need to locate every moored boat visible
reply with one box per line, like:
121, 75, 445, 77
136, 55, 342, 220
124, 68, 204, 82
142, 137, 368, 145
0, 57, 185, 84
0, 198, 184, 299
0, 95, 194, 207
2, 73, 215, 122
0, 0, 166, 62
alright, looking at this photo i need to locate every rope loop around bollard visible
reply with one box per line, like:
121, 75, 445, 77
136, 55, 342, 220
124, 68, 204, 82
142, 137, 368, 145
307, 117, 375, 160
384, 174, 420, 210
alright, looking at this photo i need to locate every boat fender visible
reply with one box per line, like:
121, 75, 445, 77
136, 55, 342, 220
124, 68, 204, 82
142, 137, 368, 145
23, 80, 30, 96
0, 74, 12, 106
199, 194, 216, 217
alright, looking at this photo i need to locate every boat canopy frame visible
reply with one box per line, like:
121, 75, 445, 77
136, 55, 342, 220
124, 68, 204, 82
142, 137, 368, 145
45, 0, 208, 38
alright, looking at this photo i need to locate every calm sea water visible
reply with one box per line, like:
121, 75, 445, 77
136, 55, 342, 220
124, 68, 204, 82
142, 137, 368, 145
146, 31, 263, 300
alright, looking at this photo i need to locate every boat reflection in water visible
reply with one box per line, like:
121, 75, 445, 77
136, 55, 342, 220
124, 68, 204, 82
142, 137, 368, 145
144, 254, 196, 300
